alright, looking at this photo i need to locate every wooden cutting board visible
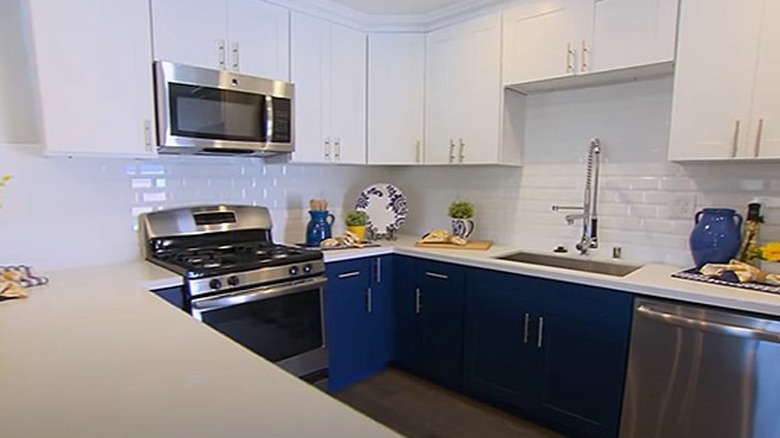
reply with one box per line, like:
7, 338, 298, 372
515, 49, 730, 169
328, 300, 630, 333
414, 240, 493, 250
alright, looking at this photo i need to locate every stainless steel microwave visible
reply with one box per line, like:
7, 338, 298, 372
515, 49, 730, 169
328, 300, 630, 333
153, 61, 294, 156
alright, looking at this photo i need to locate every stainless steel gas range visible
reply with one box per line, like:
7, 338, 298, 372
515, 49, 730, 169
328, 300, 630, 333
141, 205, 328, 384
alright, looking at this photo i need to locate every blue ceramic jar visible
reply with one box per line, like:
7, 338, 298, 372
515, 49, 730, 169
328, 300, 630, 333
306, 210, 334, 247
689, 208, 743, 268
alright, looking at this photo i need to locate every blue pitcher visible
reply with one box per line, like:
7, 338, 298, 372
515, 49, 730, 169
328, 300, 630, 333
306, 210, 335, 247
689, 208, 743, 268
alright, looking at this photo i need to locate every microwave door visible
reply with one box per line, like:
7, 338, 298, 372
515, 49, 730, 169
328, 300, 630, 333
163, 82, 267, 152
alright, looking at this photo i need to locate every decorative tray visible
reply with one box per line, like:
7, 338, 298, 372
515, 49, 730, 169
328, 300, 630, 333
672, 268, 780, 295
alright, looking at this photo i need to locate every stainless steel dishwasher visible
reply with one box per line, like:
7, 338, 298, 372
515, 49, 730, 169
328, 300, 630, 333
620, 298, 780, 438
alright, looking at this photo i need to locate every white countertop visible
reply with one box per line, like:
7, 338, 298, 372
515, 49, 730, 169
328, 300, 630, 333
0, 263, 403, 438
324, 236, 780, 317
4, 237, 779, 438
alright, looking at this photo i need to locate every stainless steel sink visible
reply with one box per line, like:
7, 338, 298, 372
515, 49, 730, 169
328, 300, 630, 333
495, 251, 642, 277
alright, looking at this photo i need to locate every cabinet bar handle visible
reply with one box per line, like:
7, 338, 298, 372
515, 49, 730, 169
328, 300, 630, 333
732, 120, 741, 157
458, 138, 465, 163
337, 271, 360, 279
566, 42, 574, 73
580, 40, 588, 72
415, 140, 421, 163
425, 271, 448, 280
376, 258, 382, 283
231, 41, 240, 71
449, 139, 456, 163
537, 317, 544, 348
754, 118, 764, 157
367, 287, 373, 313
143, 120, 152, 151
523, 313, 530, 344
415, 288, 421, 314
217, 39, 226, 69
334, 137, 341, 161
324, 137, 331, 160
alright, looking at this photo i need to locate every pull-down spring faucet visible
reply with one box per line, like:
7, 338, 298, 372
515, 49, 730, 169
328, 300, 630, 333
552, 138, 602, 254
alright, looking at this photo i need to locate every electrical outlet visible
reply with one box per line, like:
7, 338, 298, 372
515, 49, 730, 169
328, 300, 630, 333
669, 194, 696, 219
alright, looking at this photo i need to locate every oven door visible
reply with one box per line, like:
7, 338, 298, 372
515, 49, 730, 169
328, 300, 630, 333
190, 276, 328, 379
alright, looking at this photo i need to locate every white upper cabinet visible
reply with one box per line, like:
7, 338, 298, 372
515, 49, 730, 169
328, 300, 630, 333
151, 0, 290, 80
502, 0, 585, 85
503, 0, 678, 88
291, 12, 366, 164
28, 0, 156, 157
425, 13, 504, 165
748, 0, 780, 159
590, 0, 678, 73
668, 0, 774, 160
367, 33, 425, 165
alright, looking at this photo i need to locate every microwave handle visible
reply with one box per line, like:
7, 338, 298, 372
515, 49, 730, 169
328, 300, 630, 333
266, 96, 274, 142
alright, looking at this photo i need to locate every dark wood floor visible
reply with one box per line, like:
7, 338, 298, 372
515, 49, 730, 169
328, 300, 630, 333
334, 369, 569, 438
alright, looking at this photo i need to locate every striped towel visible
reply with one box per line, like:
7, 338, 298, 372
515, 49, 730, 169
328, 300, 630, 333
1, 265, 49, 288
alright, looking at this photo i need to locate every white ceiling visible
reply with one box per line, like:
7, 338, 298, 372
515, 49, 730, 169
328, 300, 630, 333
326, 0, 475, 15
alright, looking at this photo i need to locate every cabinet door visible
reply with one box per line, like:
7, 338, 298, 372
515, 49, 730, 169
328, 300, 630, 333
749, 1, 780, 159
424, 26, 459, 164
393, 256, 424, 371
463, 270, 542, 411
325, 258, 372, 391
589, 0, 678, 73
150, 0, 227, 70
417, 259, 466, 388
502, 0, 585, 85
367, 33, 425, 165
425, 14, 502, 165
291, 12, 331, 163
668, 0, 764, 160
537, 281, 633, 438
457, 13, 502, 164
368, 256, 394, 373
227, 0, 289, 80
330, 24, 367, 164
29, 0, 156, 157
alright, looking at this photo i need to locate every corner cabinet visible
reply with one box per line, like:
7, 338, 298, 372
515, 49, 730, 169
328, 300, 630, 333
150, 0, 290, 80
27, 0, 156, 158
425, 13, 510, 165
503, 0, 678, 90
394, 257, 466, 389
668, 0, 780, 161
291, 12, 367, 164
463, 268, 633, 438
325, 256, 393, 391
367, 33, 425, 165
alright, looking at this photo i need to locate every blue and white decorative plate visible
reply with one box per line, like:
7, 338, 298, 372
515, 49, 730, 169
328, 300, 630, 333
355, 183, 408, 233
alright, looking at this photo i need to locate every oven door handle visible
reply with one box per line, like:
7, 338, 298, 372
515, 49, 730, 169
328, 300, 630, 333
191, 277, 328, 313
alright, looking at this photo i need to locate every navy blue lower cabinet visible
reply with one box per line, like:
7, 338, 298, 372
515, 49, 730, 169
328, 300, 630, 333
462, 269, 541, 411
462, 269, 632, 438
534, 280, 633, 438
325, 256, 394, 392
394, 256, 466, 389
393, 256, 424, 371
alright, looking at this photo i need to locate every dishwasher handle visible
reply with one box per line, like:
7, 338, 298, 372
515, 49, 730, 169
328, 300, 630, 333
637, 305, 780, 344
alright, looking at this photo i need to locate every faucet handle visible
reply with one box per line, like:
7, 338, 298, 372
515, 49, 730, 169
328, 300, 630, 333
552, 205, 584, 211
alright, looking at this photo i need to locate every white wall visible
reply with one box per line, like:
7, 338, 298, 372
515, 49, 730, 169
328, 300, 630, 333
0, 143, 393, 270
396, 76, 780, 266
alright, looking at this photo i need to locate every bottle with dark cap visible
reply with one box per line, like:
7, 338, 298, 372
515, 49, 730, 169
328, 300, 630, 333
738, 199, 763, 264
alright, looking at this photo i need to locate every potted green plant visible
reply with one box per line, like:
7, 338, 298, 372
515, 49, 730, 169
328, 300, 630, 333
448, 200, 475, 240
345, 210, 369, 242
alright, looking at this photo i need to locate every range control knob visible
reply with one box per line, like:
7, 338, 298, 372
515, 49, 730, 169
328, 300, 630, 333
227, 276, 240, 287
209, 279, 223, 290
289, 266, 300, 276
303, 264, 313, 274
